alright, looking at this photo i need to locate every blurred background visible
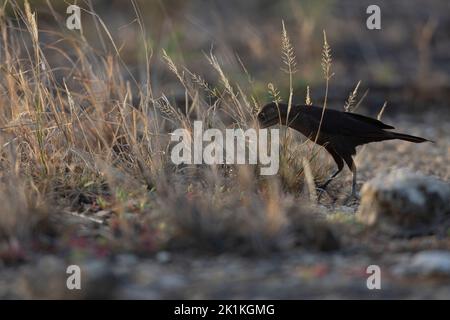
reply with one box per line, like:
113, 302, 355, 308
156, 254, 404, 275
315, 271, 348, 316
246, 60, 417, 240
9, 0, 450, 113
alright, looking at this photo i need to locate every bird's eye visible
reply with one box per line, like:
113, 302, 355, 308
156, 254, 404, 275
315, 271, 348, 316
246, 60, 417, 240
258, 113, 265, 120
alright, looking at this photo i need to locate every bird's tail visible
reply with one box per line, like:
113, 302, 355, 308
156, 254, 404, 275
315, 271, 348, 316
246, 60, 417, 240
390, 132, 432, 143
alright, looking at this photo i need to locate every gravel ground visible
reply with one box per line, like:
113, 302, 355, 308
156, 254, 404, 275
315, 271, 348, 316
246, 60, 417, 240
1, 110, 449, 299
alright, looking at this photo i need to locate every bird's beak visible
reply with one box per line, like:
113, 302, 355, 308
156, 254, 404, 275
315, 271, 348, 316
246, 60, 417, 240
258, 115, 279, 128
258, 120, 269, 129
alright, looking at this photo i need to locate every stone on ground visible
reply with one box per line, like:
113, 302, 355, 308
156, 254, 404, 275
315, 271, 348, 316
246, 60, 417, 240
357, 168, 450, 236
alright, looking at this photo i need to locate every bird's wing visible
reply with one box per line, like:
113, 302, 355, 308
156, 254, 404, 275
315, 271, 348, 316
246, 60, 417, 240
345, 112, 394, 129
304, 108, 391, 137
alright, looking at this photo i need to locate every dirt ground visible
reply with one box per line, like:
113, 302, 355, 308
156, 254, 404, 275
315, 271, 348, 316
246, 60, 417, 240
1, 109, 449, 300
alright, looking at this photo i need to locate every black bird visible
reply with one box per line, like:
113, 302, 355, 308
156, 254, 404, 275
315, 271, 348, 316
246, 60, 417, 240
257, 103, 432, 197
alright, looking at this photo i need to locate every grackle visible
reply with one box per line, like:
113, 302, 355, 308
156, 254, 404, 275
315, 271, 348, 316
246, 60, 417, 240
257, 103, 432, 198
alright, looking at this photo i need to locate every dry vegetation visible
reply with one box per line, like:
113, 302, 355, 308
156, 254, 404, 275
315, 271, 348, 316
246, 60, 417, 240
0, 1, 351, 263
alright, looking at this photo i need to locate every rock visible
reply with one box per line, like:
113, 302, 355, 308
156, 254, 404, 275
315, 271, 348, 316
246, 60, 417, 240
393, 251, 450, 277
357, 169, 450, 236
156, 251, 171, 263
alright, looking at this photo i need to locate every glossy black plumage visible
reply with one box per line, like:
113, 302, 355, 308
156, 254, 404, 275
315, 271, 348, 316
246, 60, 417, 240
257, 103, 431, 196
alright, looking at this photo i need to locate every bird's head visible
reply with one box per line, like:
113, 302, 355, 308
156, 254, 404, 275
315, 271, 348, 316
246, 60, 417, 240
257, 102, 288, 128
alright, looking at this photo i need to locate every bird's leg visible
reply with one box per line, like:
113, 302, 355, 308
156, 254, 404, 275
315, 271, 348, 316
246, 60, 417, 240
318, 168, 345, 200
340, 155, 360, 203
344, 164, 359, 204
317, 147, 344, 201
350, 165, 357, 197
316, 169, 340, 200
318, 169, 342, 190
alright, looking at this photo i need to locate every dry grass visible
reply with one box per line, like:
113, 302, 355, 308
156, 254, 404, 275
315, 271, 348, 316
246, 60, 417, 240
0, 1, 346, 261
344, 81, 361, 113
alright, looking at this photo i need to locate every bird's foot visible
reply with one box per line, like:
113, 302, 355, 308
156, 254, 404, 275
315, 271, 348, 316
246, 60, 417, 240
343, 192, 360, 204
316, 186, 329, 201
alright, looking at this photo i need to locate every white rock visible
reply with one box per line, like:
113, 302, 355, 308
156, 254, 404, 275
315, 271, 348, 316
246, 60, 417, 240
357, 168, 450, 235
